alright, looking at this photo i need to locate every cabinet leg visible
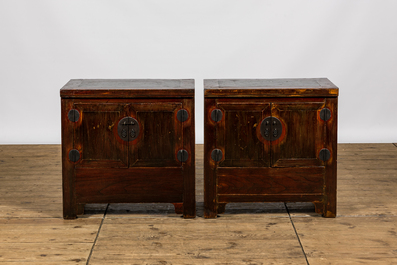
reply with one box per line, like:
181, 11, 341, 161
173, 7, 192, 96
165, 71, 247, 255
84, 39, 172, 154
313, 202, 324, 215
217, 203, 227, 214
63, 202, 77, 220
324, 198, 337, 218
182, 199, 196, 219
76, 204, 85, 215
204, 168, 217, 218
204, 194, 217, 218
182, 167, 196, 218
173, 203, 184, 214
62, 177, 77, 220
204, 159, 217, 218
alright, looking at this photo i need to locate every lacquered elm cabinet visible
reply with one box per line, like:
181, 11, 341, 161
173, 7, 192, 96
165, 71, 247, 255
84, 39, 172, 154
204, 78, 338, 218
61, 79, 195, 219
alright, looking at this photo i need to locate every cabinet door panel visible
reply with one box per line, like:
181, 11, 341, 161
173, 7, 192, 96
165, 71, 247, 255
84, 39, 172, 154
217, 101, 271, 167
130, 102, 183, 167
271, 101, 325, 167
74, 103, 129, 168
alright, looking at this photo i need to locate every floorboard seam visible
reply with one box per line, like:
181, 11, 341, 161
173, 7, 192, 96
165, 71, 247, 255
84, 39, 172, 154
86, 204, 109, 265
285, 203, 309, 265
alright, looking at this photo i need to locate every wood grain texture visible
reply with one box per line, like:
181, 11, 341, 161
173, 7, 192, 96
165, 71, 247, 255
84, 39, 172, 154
73, 102, 129, 168
131, 101, 182, 167
60, 80, 195, 219
204, 78, 338, 218
204, 78, 339, 97
271, 101, 325, 167
0, 217, 101, 263
75, 168, 183, 203
61, 99, 76, 219
182, 97, 196, 218
217, 167, 325, 195
1, 144, 397, 263
204, 98, 218, 218
88, 217, 306, 264
292, 217, 397, 264
323, 97, 338, 217
217, 100, 271, 167
61, 79, 194, 98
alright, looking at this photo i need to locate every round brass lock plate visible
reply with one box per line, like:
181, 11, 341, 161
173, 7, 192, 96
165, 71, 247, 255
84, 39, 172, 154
260, 117, 282, 141
117, 117, 139, 141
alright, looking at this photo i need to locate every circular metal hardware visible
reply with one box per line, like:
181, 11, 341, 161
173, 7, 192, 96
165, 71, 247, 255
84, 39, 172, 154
69, 149, 80, 162
319, 148, 331, 161
118, 117, 139, 142
68, 109, 80, 122
320, 108, 331, 121
177, 109, 189, 122
177, 149, 189, 162
211, 109, 223, 122
121, 129, 127, 139
211, 149, 223, 162
130, 129, 136, 138
260, 117, 282, 141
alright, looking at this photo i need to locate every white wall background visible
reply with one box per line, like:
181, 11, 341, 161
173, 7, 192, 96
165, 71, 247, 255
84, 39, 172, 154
1, 0, 396, 144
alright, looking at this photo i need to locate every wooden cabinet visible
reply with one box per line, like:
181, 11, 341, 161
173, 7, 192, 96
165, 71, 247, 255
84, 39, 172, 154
61, 79, 195, 219
204, 78, 338, 218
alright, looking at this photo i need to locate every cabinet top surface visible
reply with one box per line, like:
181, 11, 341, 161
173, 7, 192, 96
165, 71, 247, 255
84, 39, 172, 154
204, 78, 339, 98
60, 79, 194, 98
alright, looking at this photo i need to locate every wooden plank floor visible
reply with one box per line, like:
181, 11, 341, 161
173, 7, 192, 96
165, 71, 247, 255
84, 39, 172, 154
0, 144, 396, 264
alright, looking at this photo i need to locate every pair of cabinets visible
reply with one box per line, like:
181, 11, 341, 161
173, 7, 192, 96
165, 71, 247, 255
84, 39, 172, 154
61, 78, 338, 219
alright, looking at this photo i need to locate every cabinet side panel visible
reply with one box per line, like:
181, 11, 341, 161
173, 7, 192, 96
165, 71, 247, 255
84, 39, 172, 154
204, 98, 218, 218
182, 98, 196, 218
61, 98, 76, 219
324, 97, 338, 217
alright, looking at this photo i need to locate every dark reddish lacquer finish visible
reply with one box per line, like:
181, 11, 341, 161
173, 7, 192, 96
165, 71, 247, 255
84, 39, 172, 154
61, 79, 195, 219
204, 78, 338, 218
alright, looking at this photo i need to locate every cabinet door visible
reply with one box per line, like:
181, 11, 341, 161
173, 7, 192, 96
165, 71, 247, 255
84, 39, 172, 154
216, 100, 271, 167
129, 101, 183, 167
73, 102, 129, 168
271, 100, 325, 167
